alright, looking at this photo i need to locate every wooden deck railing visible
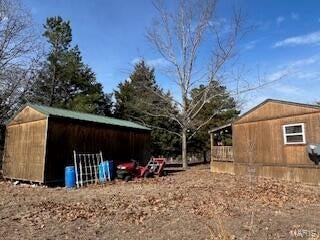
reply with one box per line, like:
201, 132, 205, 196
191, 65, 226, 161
211, 146, 234, 162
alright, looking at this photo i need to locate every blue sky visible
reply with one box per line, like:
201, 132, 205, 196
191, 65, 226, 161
25, 0, 320, 111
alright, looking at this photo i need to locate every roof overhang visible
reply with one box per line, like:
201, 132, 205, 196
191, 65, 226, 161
208, 123, 232, 134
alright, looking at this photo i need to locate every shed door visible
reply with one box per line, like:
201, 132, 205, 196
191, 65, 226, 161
3, 120, 47, 182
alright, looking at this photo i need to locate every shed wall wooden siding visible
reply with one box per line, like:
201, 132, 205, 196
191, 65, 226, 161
3, 106, 151, 183
44, 118, 150, 183
233, 101, 320, 167
3, 107, 48, 182
236, 101, 320, 124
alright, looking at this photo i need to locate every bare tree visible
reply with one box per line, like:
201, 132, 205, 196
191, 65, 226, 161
0, 0, 42, 125
146, 0, 282, 168
0, 0, 42, 155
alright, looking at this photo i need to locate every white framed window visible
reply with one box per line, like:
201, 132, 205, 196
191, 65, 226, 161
282, 123, 306, 145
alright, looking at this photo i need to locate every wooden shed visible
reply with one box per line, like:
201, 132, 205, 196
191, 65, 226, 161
2, 104, 151, 184
209, 124, 235, 175
232, 99, 320, 184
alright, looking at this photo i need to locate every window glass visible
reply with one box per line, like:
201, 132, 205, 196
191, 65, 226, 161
285, 125, 302, 134
286, 135, 303, 143
283, 123, 305, 144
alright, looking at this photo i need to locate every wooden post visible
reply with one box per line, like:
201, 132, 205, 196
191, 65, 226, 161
73, 150, 79, 188
79, 156, 83, 187
210, 132, 214, 162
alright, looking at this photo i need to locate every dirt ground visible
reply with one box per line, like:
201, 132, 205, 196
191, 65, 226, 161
1, 165, 320, 240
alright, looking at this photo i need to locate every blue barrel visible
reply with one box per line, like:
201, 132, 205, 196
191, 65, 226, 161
65, 166, 76, 188
99, 161, 108, 182
99, 160, 115, 182
108, 160, 115, 180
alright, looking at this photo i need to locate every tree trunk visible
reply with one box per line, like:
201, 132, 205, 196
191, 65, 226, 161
49, 64, 56, 107
182, 127, 187, 169
203, 151, 207, 163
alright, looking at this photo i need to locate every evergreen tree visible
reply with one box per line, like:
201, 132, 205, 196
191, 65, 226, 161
29, 16, 111, 115
114, 60, 180, 157
189, 82, 239, 153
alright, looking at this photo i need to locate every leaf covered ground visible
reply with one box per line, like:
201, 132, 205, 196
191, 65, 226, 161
0, 166, 319, 239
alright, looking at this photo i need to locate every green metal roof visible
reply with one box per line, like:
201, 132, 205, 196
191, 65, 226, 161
28, 104, 151, 131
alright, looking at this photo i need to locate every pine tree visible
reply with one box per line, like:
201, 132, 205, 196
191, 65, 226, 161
114, 60, 181, 157
114, 60, 157, 119
189, 82, 239, 153
29, 16, 111, 115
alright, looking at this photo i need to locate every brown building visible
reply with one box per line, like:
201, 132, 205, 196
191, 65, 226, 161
2, 104, 151, 184
210, 99, 320, 185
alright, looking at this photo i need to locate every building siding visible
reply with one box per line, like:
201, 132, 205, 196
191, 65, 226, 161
231, 100, 320, 184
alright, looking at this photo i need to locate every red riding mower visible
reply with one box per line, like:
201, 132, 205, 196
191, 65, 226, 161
116, 157, 167, 181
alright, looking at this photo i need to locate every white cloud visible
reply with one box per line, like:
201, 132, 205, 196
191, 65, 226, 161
272, 83, 301, 95
266, 68, 291, 82
291, 12, 299, 20
295, 71, 320, 80
243, 40, 258, 51
276, 16, 285, 25
131, 57, 169, 68
241, 54, 320, 109
264, 54, 320, 83
289, 54, 320, 67
273, 31, 320, 48
147, 58, 170, 68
